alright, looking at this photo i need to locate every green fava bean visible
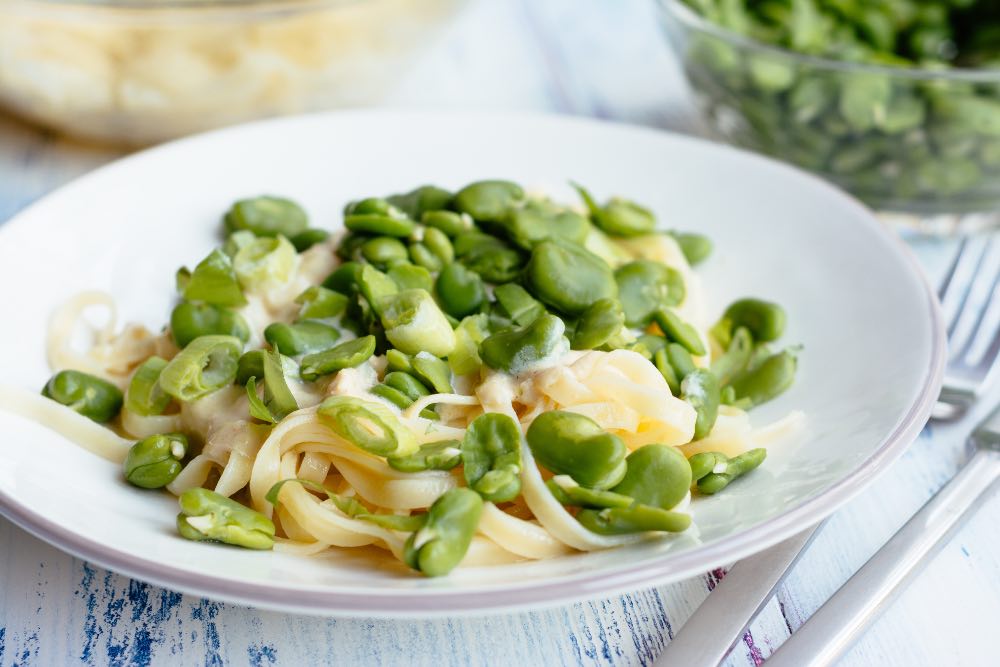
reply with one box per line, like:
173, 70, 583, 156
479, 313, 567, 375
264, 321, 340, 356
687, 451, 721, 483
634, 333, 667, 358
378, 289, 456, 357
387, 263, 434, 293
493, 283, 545, 326
526, 410, 628, 490
344, 197, 393, 216
577, 504, 691, 535
224, 196, 308, 239
357, 265, 399, 315
42, 370, 123, 423
177, 487, 275, 550
461, 412, 522, 503
384, 371, 431, 402
171, 302, 250, 349
615, 260, 686, 327
422, 210, 473, 237
245, 349, 298, 422
453, 230, 502, 256
386, 185, 453, 219
710, 327, 753, 386
234, 235, 297, 290
322, 261, 364, 294
299, 335, 376, 381
504, 199, 591, 249
387, 439, 463, 473
221, 230, 256, 259
667, 231, 713, 266
525, 240, 617, 315
123, 433, 188, 489
654, 309, 706, 356
694, 448, 767, 495
449, 314, 490, 376
335, 234, 366, 269
370, 384, 436, 419
181, 248, 247, 307
236, 349, 271, 386
411, 354, 454, 394
723, 299, 786, 342
574, 183, 656, 237
386, 349, 414, 374
546, 475, 634, 510
748, 56, 795, 92
666, 343, 697, 381
611, 444, 692, 510
681, 369, 721, 440
318, 395, 418, 457
295, 286, 348, 321
730, 349, 797, 407
371, 384, 411, 410
125, 356, 171, 417
453, 180, 524, 223
839, 74, 891, 132
422, 227, 455, 265
653, 348, 680, 395
344, 204, 416, 238
408, 242, 443, 272
160, 335, 243, 402
572, 298, 624, 350
289, 228, 329, 252
361, 237, 409, 267
460, 244, 524, 284
436, 263, 486, 318
403, 488, 483, 577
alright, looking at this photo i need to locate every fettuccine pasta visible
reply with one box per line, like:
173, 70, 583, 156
12, 181, 802, 576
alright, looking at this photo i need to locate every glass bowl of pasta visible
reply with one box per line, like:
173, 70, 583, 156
0, 111, 943, 614
0, 0, 464, 146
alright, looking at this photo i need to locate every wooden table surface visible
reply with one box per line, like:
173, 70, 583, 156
1, 1, 998, 665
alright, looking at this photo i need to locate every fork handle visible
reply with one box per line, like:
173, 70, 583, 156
765, 449, 1000, 667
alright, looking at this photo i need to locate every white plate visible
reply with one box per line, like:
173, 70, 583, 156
0, 111, 944, 617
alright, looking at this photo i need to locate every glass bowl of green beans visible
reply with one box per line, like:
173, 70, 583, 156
657, 0, 1000, 219
0, 0, 464, 146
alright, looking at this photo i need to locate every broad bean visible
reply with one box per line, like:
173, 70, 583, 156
403, 488, 484, 577
526, 410, 627, 490
177, 488, 275, 550
42, 370, 123, 423
461, 413, 522, 503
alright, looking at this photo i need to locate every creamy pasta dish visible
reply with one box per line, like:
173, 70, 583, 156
24, 181, 801, 576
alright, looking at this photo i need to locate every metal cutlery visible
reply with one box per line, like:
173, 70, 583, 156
765, 401, 1000, 667
653, 527, 820, 666
654, 236, 1000, 667
934, 236, 1000, 420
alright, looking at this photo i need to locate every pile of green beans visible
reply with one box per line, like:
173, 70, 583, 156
672, 0, 1000, 212
39, 183, 798, 577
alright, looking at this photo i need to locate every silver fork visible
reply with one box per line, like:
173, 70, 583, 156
765, 397, 1000, 666
761, 235, 1000, 666
934, 236, 1000, 420
654, 236, 1000, 667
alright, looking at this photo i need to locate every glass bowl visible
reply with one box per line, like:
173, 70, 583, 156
657, 0, 1000, 217
0, 0, 465, 146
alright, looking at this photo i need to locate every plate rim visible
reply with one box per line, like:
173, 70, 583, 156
0, 109, 946, 616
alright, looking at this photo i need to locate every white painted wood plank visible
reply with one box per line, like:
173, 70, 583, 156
1, 0, 998, 665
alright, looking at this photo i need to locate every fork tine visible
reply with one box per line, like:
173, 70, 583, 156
975, 323, 1000, 379
944, 237, 993, 339
956, 247, 1000, 364
938, 237, 969, 302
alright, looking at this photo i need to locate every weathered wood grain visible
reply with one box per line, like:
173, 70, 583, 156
1, 0, 998, 665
